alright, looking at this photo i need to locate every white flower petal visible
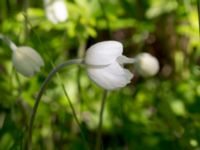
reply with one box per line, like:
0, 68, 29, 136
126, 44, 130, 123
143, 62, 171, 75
85, 41, 123, 66
12, 53, 36, 77
12, 46, 44, 77
87, 62, 133, 90
18, 46, 44, 66
44, 0, 68, 24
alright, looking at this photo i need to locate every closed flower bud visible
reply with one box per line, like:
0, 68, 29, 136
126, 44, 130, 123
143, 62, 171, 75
44, 0, 68, 24
85, 41, 134, 90
135, 53, 159, 77
12, 46, 44, 77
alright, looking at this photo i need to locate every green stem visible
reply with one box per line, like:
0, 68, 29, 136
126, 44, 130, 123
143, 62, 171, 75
61, 84, 89, 150
197, 0, 200, 37
26, 59, 83, 150
0, 34, 17, 51
23, 0, 29, 43
77, 39, 86, 114
95, 90, 108, 150
97, 0, 112, 38
53, 59, 89, 149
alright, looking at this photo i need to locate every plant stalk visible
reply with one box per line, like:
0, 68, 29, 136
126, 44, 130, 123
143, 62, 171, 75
197, 0, 200, 37
0, 34, 17, 51
98, 0, 112, 38
61, 84, 89, 150
26, 59, 83, 150
95, 90, 108, 150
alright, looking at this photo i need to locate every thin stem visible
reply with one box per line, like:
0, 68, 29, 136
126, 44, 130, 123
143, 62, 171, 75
26, 59, 83, 150
61, 84, 89, 150
117, 56, 136, 64
95, 90, 108, 150
197, 0, 200, 37
77, 39, 86, 114
53, 60, 89, 149
23, 0, 29, 43
98, 0, 112, 38
0, 34, 17, 51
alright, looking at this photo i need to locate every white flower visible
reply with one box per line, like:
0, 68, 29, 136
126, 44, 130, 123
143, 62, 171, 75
85, 41, 134, 90
12, 46, 44, 77
135, 53, 159, 77
44, 0, 68, 24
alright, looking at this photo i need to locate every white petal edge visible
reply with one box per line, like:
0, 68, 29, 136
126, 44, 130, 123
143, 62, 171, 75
12, 47, 44, 77
85, 41, 123, 66
17, 46, 44, 67
12, 51, 36, 76
87, 62, 133, 90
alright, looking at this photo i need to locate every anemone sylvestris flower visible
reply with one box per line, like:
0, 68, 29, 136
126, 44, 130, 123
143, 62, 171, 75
44, 0, 68, 24
12, 46, 44, 77
85, 41, 134, 90
135, 53, 159, 77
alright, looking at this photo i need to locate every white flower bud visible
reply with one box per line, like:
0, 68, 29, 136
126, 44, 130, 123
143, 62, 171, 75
12, 46, 44, 77
135, 53, 159, 77
85, 41, 134, 90
44, 0, 68, 24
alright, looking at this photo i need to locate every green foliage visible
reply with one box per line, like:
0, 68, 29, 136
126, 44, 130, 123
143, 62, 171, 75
0, 0, 200, 149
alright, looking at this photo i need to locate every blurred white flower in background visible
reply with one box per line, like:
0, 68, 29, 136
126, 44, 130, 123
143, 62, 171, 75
44, 0, 68, 24
135, 53, 159, 77
12, 46, 44, 77
85, 41, 134, 90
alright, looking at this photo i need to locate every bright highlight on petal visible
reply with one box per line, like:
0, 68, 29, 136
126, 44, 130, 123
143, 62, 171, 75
12, 46, 44, 77
85, 41, 133, 90
135, 53, 159, 77
85, 41, 123, 66
44, 0, 68, 24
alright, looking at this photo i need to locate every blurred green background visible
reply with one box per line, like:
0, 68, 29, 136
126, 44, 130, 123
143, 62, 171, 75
0, 0, 200, 149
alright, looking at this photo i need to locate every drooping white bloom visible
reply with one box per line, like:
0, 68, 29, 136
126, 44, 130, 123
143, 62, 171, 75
12, 46, 44, 77
85, 41, 134, 90
44, 0, 68, 24
135, 53, 159, 77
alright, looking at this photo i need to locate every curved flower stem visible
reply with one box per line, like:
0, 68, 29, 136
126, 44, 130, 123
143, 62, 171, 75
95, 90, 108, 150
26, 59, 83, 150
61, 84, 89, 150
